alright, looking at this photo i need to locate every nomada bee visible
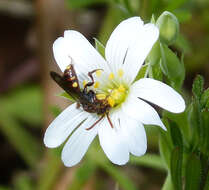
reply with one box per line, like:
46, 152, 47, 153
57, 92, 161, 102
50, 64, 113, 130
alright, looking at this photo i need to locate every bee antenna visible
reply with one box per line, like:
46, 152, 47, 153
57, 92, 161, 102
86, 115, 104, 130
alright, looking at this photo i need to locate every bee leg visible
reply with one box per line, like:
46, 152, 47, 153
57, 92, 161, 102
86, 115, 104, 130
84, 69, 103, 92
106, 112, 113, 128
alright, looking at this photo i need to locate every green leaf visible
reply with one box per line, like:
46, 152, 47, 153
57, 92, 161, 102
170, 121, 183, 148
37, 150, 62, 190
134, 64, 148, 81
192, 75, 204, 101
94, 38, 105, 58
160, 43, 185, 89
162, 174, 174, 190
130, 154, 165, 171
203, 170, 209, 190
0, 86, 43, 126
200, 88, 209, 109
14, 174, 34, 190
159, 124, 173, 168
185, 154, 201, 190
89, 145, 137, 190
149, 62, 163, 81
98, 162, 137, 190
170, 147, 183, 190
66, 0, 107, 9
0, 187, 11, 190
69, 160, 97, 190
57, 91, 76, 102
0, 110, 42, 168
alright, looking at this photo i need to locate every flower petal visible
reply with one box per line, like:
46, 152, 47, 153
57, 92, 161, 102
98, 116, 129, 165
61, 114, 99, 167
122, 23, 159, 84
120, 115, 147, 156
44, 103, 88, 148
105, 17, 159, 84
131, 78, 185, 113
122, 95, 166, 130
53, 30, 109, 75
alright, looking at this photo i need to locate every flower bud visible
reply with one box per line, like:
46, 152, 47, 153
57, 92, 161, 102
156, 11, 179, 45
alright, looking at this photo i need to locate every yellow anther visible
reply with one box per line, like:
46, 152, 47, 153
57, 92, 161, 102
108, 73, 115, 80
94, 81, 100, 88
96, 70, 102, 77
96, 94, 106, 100
118, 85, 126, 92
83, 80, 87, 87
66, 65, 71, 69
107, 97, 115, 107
72, 82, 78, 88
118, 69, 124, 77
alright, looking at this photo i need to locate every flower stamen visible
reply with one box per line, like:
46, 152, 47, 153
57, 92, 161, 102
118, 69, 124, 78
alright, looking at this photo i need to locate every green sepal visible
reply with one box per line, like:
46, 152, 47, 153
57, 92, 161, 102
57, 91, 76, 102
170, 147, 183, 190
160, 43, 185, 89
185, 154, 201, 190
147, 40, 161, 66
94, 37, 105, 58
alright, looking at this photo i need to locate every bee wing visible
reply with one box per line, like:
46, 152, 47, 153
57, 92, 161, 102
50, 71, 80, 101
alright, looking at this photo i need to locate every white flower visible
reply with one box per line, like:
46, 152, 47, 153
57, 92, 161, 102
44, 17, 185, 167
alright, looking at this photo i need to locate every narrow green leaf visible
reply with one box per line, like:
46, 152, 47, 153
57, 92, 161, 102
37, 150, 62, 190
0, 86, 43, 126
162, 174, 174, 190
192, 75, 204, 101
57, 91, 75, 102
98, 162, 137, 190
200, 88, 209, 110
0, 110, 42, 168
170, 147, 183, 190
130, 154, 165, 171
170, 121, 183, 148
89, 146, 137, 190
159, 120, 173, 169
14, 174, 34, 190
203, 170, 209, 190
94, 38, 105, 58
185, 154, 201, 190
69, 160, 97, 190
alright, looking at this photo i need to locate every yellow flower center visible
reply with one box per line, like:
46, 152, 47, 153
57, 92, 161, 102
107, 84, 127, 107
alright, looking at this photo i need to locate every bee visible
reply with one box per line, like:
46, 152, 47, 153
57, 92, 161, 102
50, 64, 113, 130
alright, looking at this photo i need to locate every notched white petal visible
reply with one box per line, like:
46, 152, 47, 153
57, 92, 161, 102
44, 103, 88, 148
120, 115, 147, 156
132, 78, 185, 113
61, 115, 99, 167
122, 96, 166, 130
98, 117, 129, 165
53, 30, 109, 76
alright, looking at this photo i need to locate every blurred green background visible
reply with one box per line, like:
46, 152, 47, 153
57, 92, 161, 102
0, 0, 208, 190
